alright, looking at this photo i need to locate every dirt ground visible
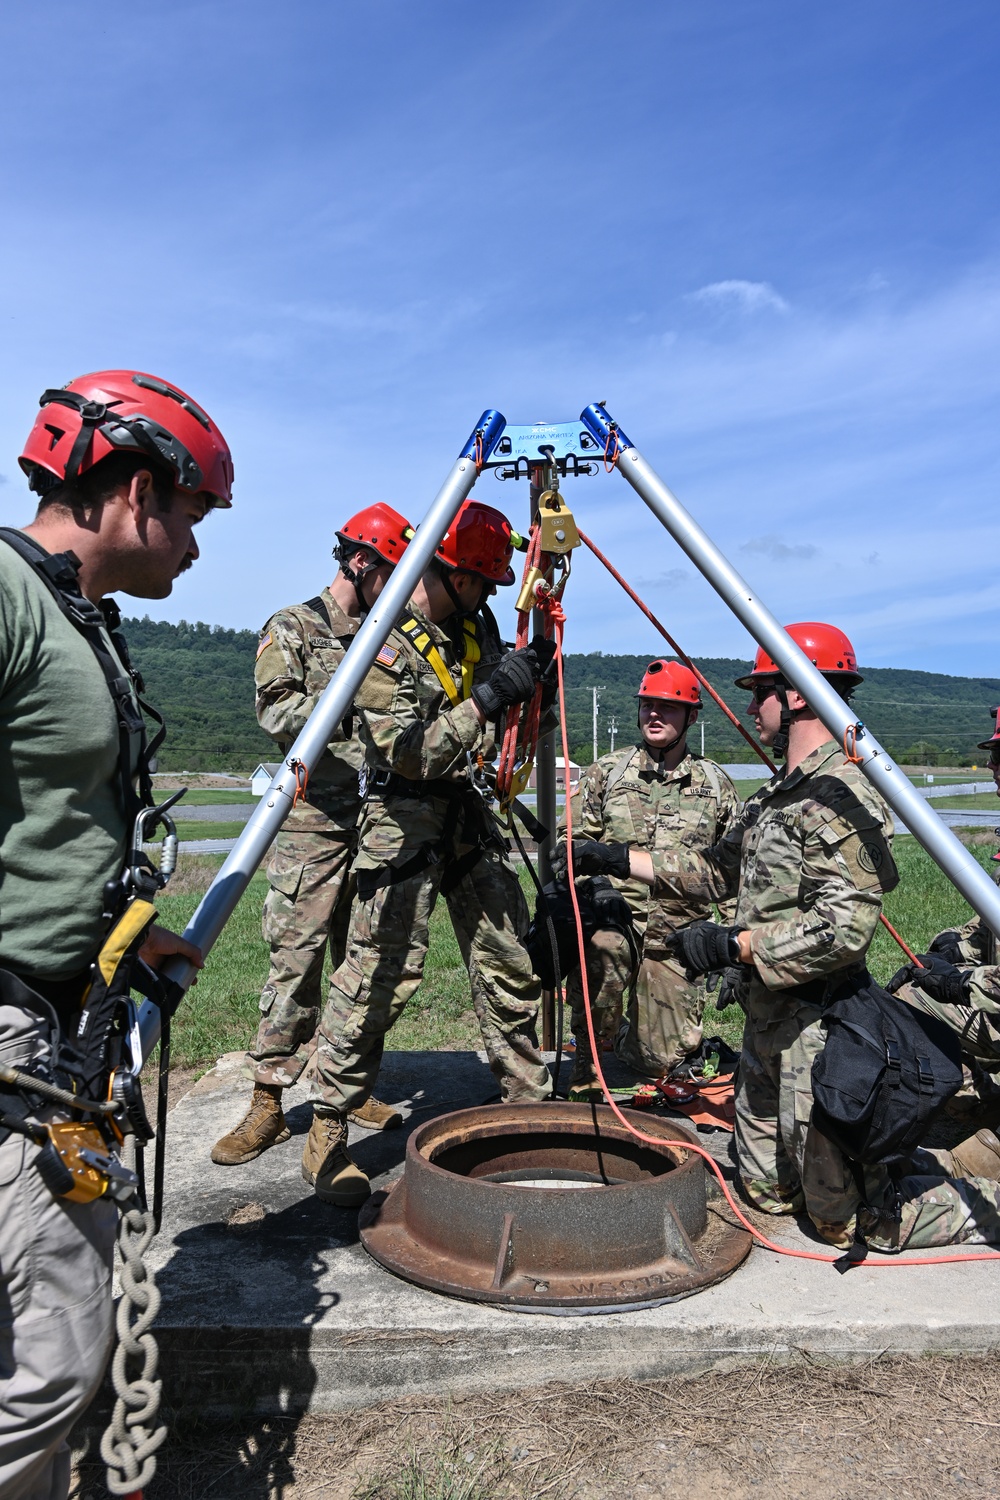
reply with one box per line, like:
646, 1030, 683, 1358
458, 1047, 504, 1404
70, 1355, 1000, 1499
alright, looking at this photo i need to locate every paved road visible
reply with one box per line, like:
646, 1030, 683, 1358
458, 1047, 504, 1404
174, 803, 256, 821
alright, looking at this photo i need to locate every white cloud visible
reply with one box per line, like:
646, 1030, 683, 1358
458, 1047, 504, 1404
634, 568, 689, 587
741, 536, 818, 562
690, 279, 789, 314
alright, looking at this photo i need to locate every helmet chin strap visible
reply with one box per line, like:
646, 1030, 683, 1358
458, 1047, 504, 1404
335, 544, 379, 615
771, 681, 791, 760
437, 562, 484, 621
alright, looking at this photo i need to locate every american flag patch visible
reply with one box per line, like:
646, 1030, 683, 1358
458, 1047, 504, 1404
376, 645, 400, 667
255, 631, 273, 659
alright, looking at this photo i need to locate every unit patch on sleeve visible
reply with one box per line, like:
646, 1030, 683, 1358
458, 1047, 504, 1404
255, 631, 273, 659
376, 645, 400, 667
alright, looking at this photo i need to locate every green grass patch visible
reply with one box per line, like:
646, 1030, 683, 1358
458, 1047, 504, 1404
169, 788, 253, 806
169, 820, 247, 840
926, 793, 999, 810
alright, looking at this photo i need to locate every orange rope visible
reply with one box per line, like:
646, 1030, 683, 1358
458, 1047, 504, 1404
844, 724, 863, 764
579, 529, 919, 966
552, 614, 1000, 1269
579, 530, 777, 773
291, 760, 309, 808
602, 427, 621, 473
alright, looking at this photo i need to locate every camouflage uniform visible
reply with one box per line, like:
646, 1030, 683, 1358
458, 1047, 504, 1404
248, 588, 363, 1087
314, 604, 550, 1115
563, 745, 741, 1075
651, 740, 1000, 1251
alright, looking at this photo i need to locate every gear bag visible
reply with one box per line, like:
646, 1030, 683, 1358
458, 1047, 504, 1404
526, 876, 635, 989
810, 973, 963, 1167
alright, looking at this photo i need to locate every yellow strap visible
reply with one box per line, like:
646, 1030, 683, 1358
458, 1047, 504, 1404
401, 618, 462, 707
461, 619, 481, 700
97, 899, 158, 987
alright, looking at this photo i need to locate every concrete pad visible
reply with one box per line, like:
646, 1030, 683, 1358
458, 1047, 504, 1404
146, 1049, 1000, 1416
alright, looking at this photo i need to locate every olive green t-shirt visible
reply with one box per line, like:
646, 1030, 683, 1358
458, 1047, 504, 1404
0, 541, 132, 979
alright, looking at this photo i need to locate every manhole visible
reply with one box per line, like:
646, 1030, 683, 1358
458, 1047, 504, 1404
359, 1102, 751, 1312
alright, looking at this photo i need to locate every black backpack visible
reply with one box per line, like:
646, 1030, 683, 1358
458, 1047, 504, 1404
811, 974, 963, 1168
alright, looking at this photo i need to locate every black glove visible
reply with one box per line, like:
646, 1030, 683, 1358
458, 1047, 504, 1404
905, 952, 971, 1006
551, 840, 631, 883
525, 632, 556, 675
471, 649, 538, 720
667, 920, 743, 978
928, 929, 965, 965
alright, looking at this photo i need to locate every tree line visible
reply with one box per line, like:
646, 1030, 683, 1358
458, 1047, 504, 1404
123, 617, 1000, 772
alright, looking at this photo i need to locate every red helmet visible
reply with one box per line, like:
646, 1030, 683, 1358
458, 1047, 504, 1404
734, 622, 863, 691
19, 370, 233, 508
336, 504, 412, 565
977, 708, 1000, 751
436, 500, 515, 585
637, 659, 702, 705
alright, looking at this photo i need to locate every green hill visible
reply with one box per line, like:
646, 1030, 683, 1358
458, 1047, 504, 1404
124, 617, 272, 771
559, 654, 1000, 769
122, 617, 1000, 771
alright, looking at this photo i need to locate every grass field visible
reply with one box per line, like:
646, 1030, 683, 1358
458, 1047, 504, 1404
166, 788, 252, 806
146, 819, 249, 845
156, 834, 997, 1073
929, 793, 1000, 810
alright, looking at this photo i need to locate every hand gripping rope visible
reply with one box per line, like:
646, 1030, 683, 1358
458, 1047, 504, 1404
550, 583, 1000, 1270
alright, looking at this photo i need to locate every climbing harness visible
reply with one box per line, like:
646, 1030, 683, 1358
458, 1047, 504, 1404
355, 614, 502, 902
0, 528, 163, 825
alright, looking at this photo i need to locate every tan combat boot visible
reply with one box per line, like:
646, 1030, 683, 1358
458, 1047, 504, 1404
302, 1115, 371, 1207
210, 1084, 291, 1165
348, 1095, 403, 1131
948, 1127, 1000, 1182
567, 1046, 604, 1103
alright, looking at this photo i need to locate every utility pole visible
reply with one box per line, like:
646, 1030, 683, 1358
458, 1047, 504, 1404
608, 714, 618, 754
592, 685, 603, 763
700, 720, 705, 758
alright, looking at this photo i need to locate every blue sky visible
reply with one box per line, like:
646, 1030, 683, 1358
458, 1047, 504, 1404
0, 1, 997, 674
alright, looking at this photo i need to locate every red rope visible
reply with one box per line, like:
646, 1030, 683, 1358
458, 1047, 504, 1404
552, 614, 1000, 1269
579, 530, 776, 772
578, 529, 919, 966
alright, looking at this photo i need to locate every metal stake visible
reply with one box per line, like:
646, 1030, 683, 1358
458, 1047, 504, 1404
132, 410, 507, 1070
581, 402, 1000, 940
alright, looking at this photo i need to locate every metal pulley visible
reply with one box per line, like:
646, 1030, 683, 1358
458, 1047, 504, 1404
536, 488, 581, 554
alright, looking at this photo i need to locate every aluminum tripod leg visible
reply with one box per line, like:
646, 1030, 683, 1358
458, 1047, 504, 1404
132, 409, 507, 1070
580, 402, 1000, 941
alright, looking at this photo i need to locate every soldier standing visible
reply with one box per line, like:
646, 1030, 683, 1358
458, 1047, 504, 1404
562, 623, 1000, 1252
559, 659, 740, 1098
212, 504, 413, 1166
0, 371, 229, 1499
306, 499, 554, 1207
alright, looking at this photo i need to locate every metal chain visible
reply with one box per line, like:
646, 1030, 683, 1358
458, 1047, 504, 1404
100, 1139, 168, 1496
